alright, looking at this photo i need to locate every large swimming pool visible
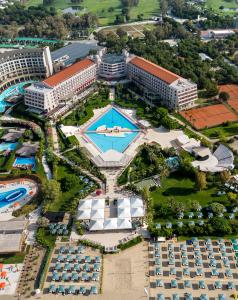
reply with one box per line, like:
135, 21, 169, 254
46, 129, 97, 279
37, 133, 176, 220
13, 157, 36, 171
0, 80, 35, 112
0, 142, 18, 151
0, 187, 28, 208
85, 108, 140, 153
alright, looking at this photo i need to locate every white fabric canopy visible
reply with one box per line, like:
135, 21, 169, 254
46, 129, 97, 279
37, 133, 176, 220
77, 209, 91, 220
130, 197, 144, 208
91, 198, 105, 209
118, 207, 131, 218
91, 208, 104, 220
89, 219, 104, 231
130, 207, 144, 217
117, 198, 131, 208
117, 218, 132, 229
78, 199, 92, 210
103, 218, 118, 230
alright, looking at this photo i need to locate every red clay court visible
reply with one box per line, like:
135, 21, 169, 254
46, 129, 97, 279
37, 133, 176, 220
180, 104, 238, 130
219, 84, 238, 112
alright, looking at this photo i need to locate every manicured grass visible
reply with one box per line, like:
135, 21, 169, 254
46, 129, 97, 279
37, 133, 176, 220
0, 253, 25, 264
151, 174, 227, 221
26, 0, 160, 25
202, 122, 238, 138
206, 0, 238, 14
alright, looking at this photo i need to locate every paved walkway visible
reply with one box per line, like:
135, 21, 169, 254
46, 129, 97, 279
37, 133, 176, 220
42, 154, 53, 180
51, 125, 60, 152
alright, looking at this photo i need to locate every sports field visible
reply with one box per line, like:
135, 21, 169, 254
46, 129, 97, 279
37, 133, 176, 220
100, 23, 155, 38
26, 0, 160, 26
219, 84, 238, 113
206, 0, 238, 14
180, 104, 238, 130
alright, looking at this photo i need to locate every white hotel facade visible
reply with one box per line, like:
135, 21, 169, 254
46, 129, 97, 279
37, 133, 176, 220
24, 49, 197, 113
0, 47, 53, 92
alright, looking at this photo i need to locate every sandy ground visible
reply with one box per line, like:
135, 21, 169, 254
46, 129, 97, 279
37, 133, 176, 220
0, 264, 23, 296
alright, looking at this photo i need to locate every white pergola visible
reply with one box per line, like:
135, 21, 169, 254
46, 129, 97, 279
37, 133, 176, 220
77, 209, 91, 220
117, 218, 132, 229
103, 218, 118, 230
91, 208, 105, 220
130, 207, 144, 218
118, 207, 131, 218
91, 198, 105, 209
89, 219, 104, 231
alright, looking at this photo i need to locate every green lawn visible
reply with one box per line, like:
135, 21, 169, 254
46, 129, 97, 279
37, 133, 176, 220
26, 0, 160, 25
206, 0, 238, 14
0, 253, 25, 264
151, 174, 227, 222
202, 122, 238, 138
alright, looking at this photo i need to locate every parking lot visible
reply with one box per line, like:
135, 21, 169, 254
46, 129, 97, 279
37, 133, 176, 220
149, 239, 238, 299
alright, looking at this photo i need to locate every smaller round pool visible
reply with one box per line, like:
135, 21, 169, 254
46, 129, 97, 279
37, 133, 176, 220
0, 187, 28, 208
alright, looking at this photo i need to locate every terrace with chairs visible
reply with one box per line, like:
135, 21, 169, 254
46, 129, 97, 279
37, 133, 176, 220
44, 243, 102, 295
149, 239, 238, 299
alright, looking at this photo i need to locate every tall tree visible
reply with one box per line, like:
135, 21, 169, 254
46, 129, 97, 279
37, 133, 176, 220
195, 171, 207, 191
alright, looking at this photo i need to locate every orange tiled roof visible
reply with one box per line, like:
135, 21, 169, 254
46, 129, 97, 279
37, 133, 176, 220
43, 58, 95, 87
129, 56, 180, 84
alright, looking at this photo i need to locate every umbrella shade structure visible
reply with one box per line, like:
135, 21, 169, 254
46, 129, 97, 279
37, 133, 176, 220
199, 281, 206, 289
68, 285, 76, 294
92, 272, 99, 281
156, 279, 164, 287
155, 243, 161, 250
188, 212, 194, 218
85, 256, 91, 263
214, 281, 222, 289
155, 267, 162, 275
58, 285, 65, 294
59, 246, 66, 253
177, 221, 183, 227
166, 222, 172, 229
218, 294, 226, 300
71, 272, 79, 282
198, 220, 204, 226
91, 198, 105, 209
211, 269, 219, 276
194, 251, 201, 258
49, 285, 56, 293
68, 246, 75, 254
180, 244, 187, 251
185, 293, 193, 300
178, 212, 184, 219
205, 238, 212, 245
208, 252, 215, 259
181, 251, 188, 258
155, 258, 161, 266
184, 280, 192, 288
182, 259, 189, 266
52, 273, 60, 281
171, 279, 178, 288
84, 263, 91, 272
93, 263, 100, 272
55, 263, 62, 271
73, 264, 81, 272
233, 245, 238, 252
169, 258, 175, 265
91, 208, 105, 220
155, 251, 160, 258
58, 229, 63, 235
188, 221, 195, 226
183, 268, 190, 276
209, 259, 217, 267
195, 259, 202, 266
156, 223, 161, 229
81, 273, 89, 281
90, 286, 98, 294
64, 263, 73, 271
79, 286, 86, 294
172, 294, 179, 300
75, 255, 82, 263
157, 294, 165, 300
231, 239, 238, 245
200, 294, 208, 300
95, 256, 101, 263
170, 268, 176, 276
227, 281, 235, 289
225, 269, 233, 277
62, 272, 70, 281
57, 255, 64, 262
197, 212, 203, 218
66, 255, 73, 262
77, 245, 85, 254
196, 268, 203, 276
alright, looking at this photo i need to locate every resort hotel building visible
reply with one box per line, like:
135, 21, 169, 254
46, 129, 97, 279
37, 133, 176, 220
25, 58, 97, 113
24, 48, 197, 113
127, 56, 198, 110
0, 47, 53, 92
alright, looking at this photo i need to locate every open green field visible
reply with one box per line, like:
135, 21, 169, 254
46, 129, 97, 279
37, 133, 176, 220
151, 173, 227, 222
202, 122, 238, 138
206, 0, 238, 14
26, 0, 160, 25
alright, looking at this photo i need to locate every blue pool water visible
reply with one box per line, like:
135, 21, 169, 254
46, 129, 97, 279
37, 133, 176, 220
85, 108, 140, 153
13, 157, 36, 170
0, 142, 18, 151
0, 80, 35, 112
87, 108, 139, 131
0, 187, 28, 208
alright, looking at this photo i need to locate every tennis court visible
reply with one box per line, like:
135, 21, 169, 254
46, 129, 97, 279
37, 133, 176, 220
180, 104, 238, 130
219, 84, 238, 112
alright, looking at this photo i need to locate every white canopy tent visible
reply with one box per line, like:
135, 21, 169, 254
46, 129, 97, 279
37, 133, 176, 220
131, 207, 144, 218
117, 218, 132, 229
91, 198, 105, 209
89, 219, 104, 231
130, 197, 144, 208
103, 218, 118, 230
77, 209, 91, 220
78, 199, 92, 210
118, 207, 131, 218
117, 198, 131, 208
90, 208, 105, 220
